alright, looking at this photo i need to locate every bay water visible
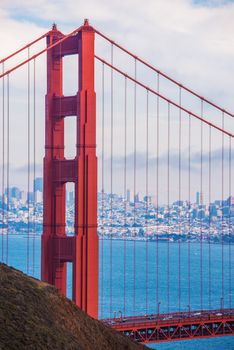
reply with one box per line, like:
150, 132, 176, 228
2, 235, 233, 349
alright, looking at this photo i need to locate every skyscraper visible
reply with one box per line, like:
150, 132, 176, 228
34, 177, 43, 193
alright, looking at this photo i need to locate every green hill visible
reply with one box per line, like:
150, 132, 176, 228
0, 263, 147, 350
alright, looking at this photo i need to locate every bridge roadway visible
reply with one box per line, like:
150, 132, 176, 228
102, 308, 234, 344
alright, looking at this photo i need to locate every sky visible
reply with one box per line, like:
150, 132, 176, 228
0, 0, 234, 203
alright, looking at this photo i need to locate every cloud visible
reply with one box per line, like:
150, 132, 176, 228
107, 146, 231, 172
1, 0, 234, 109
0, 0, 233, 201
193, 0, 234, 7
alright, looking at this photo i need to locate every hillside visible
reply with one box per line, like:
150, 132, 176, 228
0, 263, 147, 350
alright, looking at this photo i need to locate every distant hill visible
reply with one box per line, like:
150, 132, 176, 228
0, 263, 147, 350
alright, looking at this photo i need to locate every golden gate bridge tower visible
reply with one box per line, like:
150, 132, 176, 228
41, 20, 98, 319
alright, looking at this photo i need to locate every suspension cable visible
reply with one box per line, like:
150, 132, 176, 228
1, 63, 5, 262
133, 58, 137, 317
200, 100, 203, 311
167, 102, 171, 314
6, 74, 9, 265
58, 42, 62, 290
0, 26, 83, 79
94, 56, 233, 138
109, 43, 114, 318
94, 29, 234, 119
101, 62, 105, 319
221, 112, 224, 309
145, 90, 149, 315
188, 114, 191, 313
32, 58, 36, 276
228, 137, 232, 308
27, 47, 30, 275
123, 77, 127, 317
0, 31, 50, 64
156, 73, 160, 315
178, 87, 182, 313
208, 125, 212, 310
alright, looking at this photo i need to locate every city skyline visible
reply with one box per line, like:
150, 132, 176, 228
1, 177, 233, 207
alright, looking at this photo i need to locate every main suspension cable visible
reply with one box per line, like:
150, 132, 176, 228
95, 29, 234, 119
0, 31, 50, 64
94, 56, 233, 138
0, 26, 83, 79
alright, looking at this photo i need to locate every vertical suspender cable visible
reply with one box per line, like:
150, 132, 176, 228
188, 114, 191, 312
208, 125, 212, 310
58, 43, 62, 283
228, 136, 232, 308
110, 43, 113, 318
101, 62, 105, 319
133, 59, 137, 316
6, 74, 9, 265
1, 63, 5, 262
178, 87, 182, 313
167, 102, 170, 313
27, 47, 30, 275
221, 112, 224, 309
123, 77, 127, 316
200, 100, 203, 311
156, 73, 159, 315
145, 90, 149, 315
32, 58, 36, 276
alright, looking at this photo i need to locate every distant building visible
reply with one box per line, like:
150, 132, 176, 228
143, 195, 151, 204
35, 190, 43, 203
134, 193, 139, 203
28, 192, 34, 203
5, 187, 21, 201
20, 191, 27, 204
196, 192, 200, 205
11, 187, 21, 200
34, 177, 43, 193
226, 196, 234, 206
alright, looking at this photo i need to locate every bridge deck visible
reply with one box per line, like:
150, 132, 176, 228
102, 309, 234, 344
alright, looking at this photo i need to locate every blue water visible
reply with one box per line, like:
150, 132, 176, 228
1, 235, 234, 350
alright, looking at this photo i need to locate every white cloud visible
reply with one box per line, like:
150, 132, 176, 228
2, 0, 233, 105
0, 0, 233, 200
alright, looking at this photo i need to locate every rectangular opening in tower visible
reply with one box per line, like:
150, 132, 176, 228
64, 117, 76, 159
66, 262, 73, 299
63, 55, 78, 96
66, 182, 75, 236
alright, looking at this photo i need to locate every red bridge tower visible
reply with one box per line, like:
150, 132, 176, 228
41, 20, 98, 319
